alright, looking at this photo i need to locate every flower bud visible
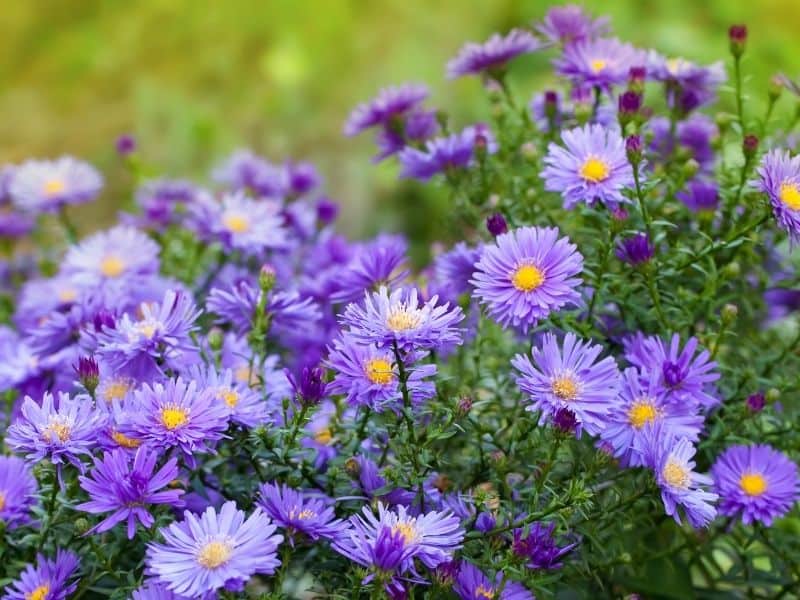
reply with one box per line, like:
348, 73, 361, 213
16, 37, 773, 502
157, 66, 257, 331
316, 197, 339, 224
768, 75, 784, 102
766, 388, 781, 403
475, 511, 496, 533
74, 356, 100, 396
721, 303, 738, 325
259, 264, 277, 292
628, 66, 646, 94
729, 24, 747, 58
520, 141, 538, 160
115, 134, 137, 157
618, 90, 642, 126
486, 213, 508, 236
344, 457, 361, 478
287, 366, 327, 407
73, 518, 91, 536
207, 327, 224, 351
682, 158, 700, 179
742, 134, 759, 160
723, 261, 740, 277
625, 135, 643, 165
553, 407, 578, 434
543, 90, 559, 121
456, 396, 473, 417
746, 392, 765, 413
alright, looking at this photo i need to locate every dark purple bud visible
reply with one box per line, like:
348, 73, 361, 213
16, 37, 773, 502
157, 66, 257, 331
742, 134, 759, 159
433, 560, 460, 587
316, 197, 339, 224
746, 392, 765, 413
115, 134, 136, 156
615, 233, 654, 266
628, 66, 647, 84
486, 213, 508, 236
93, 309, 116, 331
552, 407, 578, 434
456, 395, 473, 417
618, 91, 642, 114
625, 135, 643, 165
544, 90, 559, 120
610, 206, 629, 221
287, 365, 327, 407
512, 523, 573, 570
74, 356, 100, 395
662, 361, 686, 388
475, 512, 497, 533
729, 25, 747, 57
679, 89, 700, 115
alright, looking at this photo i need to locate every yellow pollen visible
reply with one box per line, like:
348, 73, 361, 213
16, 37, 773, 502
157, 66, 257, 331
511, 264, 544, 292
43, 179, 65, 196
102, 380, 131, 403
234, 365, 257, 385
112, 430, 141, 449
135, 322, 157, 339
26, 584, 50, 600
43, 419, 71, 443
58, 288, 77, 303
779, 182, 800, 211
100, 255, 126, 278
590, 58, 607, 73
579, 156, 610, 183
628, 399, 658, 429
220, 389, 239, 408
475, 585, 496, 599
740, 472, 768, 496
662, 460, 690, 489
551, 375, 579, 401
223, 212, 250, 233
289, 508, 316, 520
160, 405, 189, 430
666, 58, 685, 75
0, 491, 6, 511
314, 427, 333, 445
386, 308, 422, 332
196, 540, 232, 569
365, 358, 394, 385
392, 521, 418, 545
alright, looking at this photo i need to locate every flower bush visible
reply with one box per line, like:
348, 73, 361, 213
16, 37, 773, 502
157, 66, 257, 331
1, 5, 799, 599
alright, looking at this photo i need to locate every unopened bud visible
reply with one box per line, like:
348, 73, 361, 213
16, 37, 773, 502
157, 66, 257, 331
625, 135, 643, 165
682, 158, 700, 179
729, 25, 747, 58
344, 457, 361, 478
742, 134, 759, 160
259, 264, 277, 291
456, 396, 473, 417
721, 303, 738, 325
723, 261, 741, 277
766, 388, 781, 403
486, 213, 508, 236
74, 518, 91, 536
768, 75, 784, 102
207, 327, 224, 351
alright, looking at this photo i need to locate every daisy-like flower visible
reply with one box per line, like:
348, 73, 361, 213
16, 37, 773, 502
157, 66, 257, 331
339, 286, 464, 353
187, 365, 267, 428
646, 52, 726, 110
257, 482, 346, 544
623, 333, 720, 410
454, 562, 533, 600
212, 149, 287, 197
755, 149, 800, 243
471, 226, 583, 332
119, 377, 229, 461
331, 234, 410, 304
6, 391, 100, 473
535, 5, 610, 46
325, 335, 436, 412
203, 191, 288, 255
95, 289, 201, 380
677, 179, 720, 214
129, 178, 201, 231
554, 38, 644, 90
512, 523, 576, 570
432, 242, 482, 300
9, 156, 102, 213
344, 84, 430, 137
0, 455, 37, 530
642, 427, 718, 528
62, 225, 160, 285
615, 232, 654, 266
599, 368, 704, 466
76, 448, 184, 539
512, 332, 620, 436
446, 29, 543, 79
541, 124, 634, 209
711, 444, 799, 526
1, 550, 80, 600
398, 124, 497, 181
145, 501, 283, 598
131, 582, 189, 600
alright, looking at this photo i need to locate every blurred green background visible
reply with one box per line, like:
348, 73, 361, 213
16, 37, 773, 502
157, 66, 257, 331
2, 0, 800, 239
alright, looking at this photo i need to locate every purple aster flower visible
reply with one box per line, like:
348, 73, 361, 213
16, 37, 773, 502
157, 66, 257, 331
454, 561, 533, 600
9, 156, 102, 214
212, 149, 286, 197
326, 335, 436, 413
711, 444, 800, 526
95, 289, 201, 380
62, 225, 160, 285
599, 367, 704, 467
373, 108, 440, 162
512, 332, 620, 436
646, 52, 726, 110
130, 178, 200, 231
623, 333, 720, 410
615, 232, 654, 265
131, 582, 189, 600
678, 114, 719, 168
344, 84, 429, 137
119, 377, 229, 461
541, 124, 634, 209
286, 365, 327, 407
1, 550, 80, 600
257, 482, 346, 544
446, 29, 543, 78
0, 210, 34, 238
755, 149, 800, 243
677, 179, 720, 214
433, 242, 482, 299
340, 286, 464, 352
555, 38, 644, 90
471, 226, 584, 332
399, 124, 497, 181
0, 455, 37, 530
6, 391, 100, 473
512, 522, 576, 570
196, 191, 288, 255
76, 447, 184, 538
331, 234, 410, 304
145, 501, 283, 598
642, 427, 718, 528
187, 365, 267, 428
535, 5, 610, 46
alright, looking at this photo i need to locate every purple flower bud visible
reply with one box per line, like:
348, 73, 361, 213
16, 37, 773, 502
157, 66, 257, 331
625, 135, 643, 164
486, 213, 508, 236
662, 361, 686, 388
259, 264, 277, 291
746, 392, 766, 413
74, 356, 100, 395
610, 206, 630, 221
552, 407, 578, 433
316, 197, 339, 224
287, 365, 327, 407
742, 134, 759, 159
286, 161, 320, 196
729, 24, 747, 57
628, 66, 646, 84
615, 232, 654, 266
618, 90, 642, 115
115, 134, 136, 156
456, 396, 473, 417
475, 512, 496, 533
679, 89, 700, 114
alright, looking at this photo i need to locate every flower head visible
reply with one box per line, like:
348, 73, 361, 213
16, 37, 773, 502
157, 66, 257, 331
555, 38, 644, 90
446, 29, 543, 78
188, 365, 267, 428
677, 179, 720, 214
615, 232, 654, 265
536, 4, 609, 46
1, 550, 80, 600
399, 125, 497, 181
258, 482, 346, 543
9, 157, 102, 214
0, 455, 37, 530
331, 234, 410, 304
454, 561, 533, 600
755, 149, 800, 244
199, 191, 288, 255
512, 522, 576, 570
344, 84, 430, 137
212, 149, 286, 197
62, 225, 160, 285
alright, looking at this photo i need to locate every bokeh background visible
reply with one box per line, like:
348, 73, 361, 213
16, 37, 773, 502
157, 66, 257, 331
3, 0, 800, 243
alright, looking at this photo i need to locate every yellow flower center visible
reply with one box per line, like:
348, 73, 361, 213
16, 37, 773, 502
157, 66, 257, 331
26, 584, 50, 600
314, 427, 333, 445
289, 508, 316, 520
475, 585, 496, 599
0, 491, 6, 511
234, 365, 257, 385
58, 288, 77, 303
386, 308, 422, 332
42, 419, 71, 443
112, 430, 141, 449
364, 358, 394, 385
100, 255, 126, 278
223, 212, 250, 233
511, 263, 545, 292
551, 374, 580, 401
43, 179, 65, 197
392, 521, 418, 545
662, 460, 690, 489
101, 379, 131, 403
135, 321, 158, 339
160, 405, 189, 430
779, 182, 800, 211
196, 540, 232, 569
579, 156, 610, 183
740, 472, 768, 496
590, 58, 607, 73
627, 398, 659, 429
220, 389, 239, 408
666, 57, 687, 76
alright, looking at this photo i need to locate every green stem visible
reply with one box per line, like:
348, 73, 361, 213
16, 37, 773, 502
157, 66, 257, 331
36, 468, 60, 552
734, 55, 745, 130
645, 269, 668, 330
633, 164, 652, 239
57, 209, 78, 244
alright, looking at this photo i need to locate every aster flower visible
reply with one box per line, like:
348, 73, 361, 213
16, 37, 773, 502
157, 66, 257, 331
0, 455, 37, 530
187, 365, 267, 427
677, 114, 719, 168
344, 84, 430, 137
9, 156, 102, 213
755, 149, 800, 243
446, 29, 543, 79
647, 52, 726, 110
471, 226, 583, 332
615, 232, 654, 265
257, 482, 346, 544
203, 191, 288, 255
130, 178, 200, 231
1, 550, 80, 600
340, 286, 464, 352
642, 427, 718, 528
76, 448, 184, 538
62, 225, 160, 285
0, 210, 34, 238
6, 391, 100, 472
398, 124, 497, 181
432, 242, 482, 299
554, 38, 644, 90
131, 582, 190, 600
512, 522, 576, 570
373, 109, 439, 162
212, 149, 286, 197
454, 561, 533, 600
119, 377, 229, 461
286, 365, 328, 407
536, 5, 610, 46
677, 179, 720, 214
711, 444, 799, 526
512, 332, 620, 436
350, 455, 416, 507
326, 335, 436, 412
331, 234, 410, 304
599, 367, 704, 467
145, 501, 283, 598
541, 124, 635, 209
